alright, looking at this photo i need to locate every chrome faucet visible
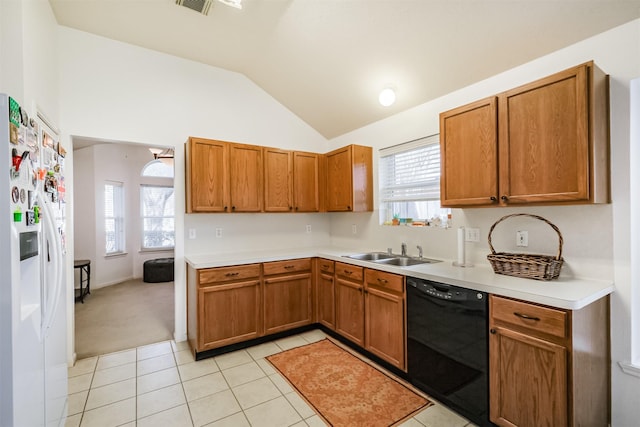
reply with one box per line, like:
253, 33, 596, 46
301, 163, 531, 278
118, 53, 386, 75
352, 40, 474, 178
417, 245, 423, 259
401, 242, 407, 257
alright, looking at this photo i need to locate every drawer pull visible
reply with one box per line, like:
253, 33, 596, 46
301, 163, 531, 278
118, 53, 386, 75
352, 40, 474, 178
514, 312, 541, 321
225, 272, 239, 277
377, 278, 388, 284
322, 264, 330, 269
344, 270, 353, 275
284, 265, 295, 269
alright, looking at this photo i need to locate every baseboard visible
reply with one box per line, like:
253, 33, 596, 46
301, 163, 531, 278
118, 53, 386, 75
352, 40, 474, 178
92, 276, 136, 289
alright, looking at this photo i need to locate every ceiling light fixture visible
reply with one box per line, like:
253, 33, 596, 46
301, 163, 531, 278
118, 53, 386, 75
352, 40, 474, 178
218, 0, 242, 9
149, 147, 174, 160
379, 87, 396, 107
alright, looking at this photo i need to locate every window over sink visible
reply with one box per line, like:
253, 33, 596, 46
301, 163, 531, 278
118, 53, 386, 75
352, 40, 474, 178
379, 134, 450, 227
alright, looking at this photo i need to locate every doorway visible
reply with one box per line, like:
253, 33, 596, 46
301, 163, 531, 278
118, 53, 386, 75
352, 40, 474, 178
71, 138, 175, 359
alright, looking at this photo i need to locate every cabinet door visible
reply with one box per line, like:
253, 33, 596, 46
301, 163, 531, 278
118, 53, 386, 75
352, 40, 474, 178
335, 277, 365, 346
440, 97, 498, 207
293, 151, 320, 212
498, 64, 589, 204
264, 273, 312, 335
187, 138, 229, 212
317, 272, 335, 329
489, 326, 568, 427
198, 279, 261, 350
365, 286, 405, 370
264, 148, 293, 212
326, 146, 353, 211
229, 143, 263, 212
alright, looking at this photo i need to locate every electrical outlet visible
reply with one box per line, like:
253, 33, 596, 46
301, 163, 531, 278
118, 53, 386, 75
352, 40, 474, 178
306, 224, 312, 233
516, 230, 528, 247
352, 224, 357, 234
215, 228, 223, 238
188, 228, 196, 239
465, 227, 480, 242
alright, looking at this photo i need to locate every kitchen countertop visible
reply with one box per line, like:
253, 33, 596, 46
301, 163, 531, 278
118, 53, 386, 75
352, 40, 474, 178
185, 247, 614, 310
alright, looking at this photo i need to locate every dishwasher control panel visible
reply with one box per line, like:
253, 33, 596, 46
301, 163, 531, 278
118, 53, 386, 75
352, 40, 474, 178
407, 277, 484, 302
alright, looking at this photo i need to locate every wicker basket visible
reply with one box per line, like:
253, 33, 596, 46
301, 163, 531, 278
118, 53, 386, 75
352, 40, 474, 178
487, 213, 564, 281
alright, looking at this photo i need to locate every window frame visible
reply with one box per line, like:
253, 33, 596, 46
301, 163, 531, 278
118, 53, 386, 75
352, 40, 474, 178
104, 181, 125, 255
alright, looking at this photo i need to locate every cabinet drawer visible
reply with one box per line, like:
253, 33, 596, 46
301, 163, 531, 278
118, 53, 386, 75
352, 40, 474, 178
491, 296, 567, 339
263, 258, 311, 276
199, 264, 261, 285
335, 262, 364, 281
365, 269, 404, 294
318, 259, 335, 274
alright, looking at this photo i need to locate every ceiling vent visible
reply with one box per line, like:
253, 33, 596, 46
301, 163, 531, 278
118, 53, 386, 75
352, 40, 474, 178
175, 0, 212, 16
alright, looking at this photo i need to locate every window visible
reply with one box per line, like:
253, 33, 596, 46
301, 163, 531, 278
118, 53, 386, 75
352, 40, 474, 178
105, 181, 125, 254
140, 185, 175, 249
141, 159, 174, 178
379, 134, 450, 226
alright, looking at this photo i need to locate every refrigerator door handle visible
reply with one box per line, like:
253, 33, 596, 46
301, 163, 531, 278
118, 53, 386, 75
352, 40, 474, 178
39, 191, 62, 336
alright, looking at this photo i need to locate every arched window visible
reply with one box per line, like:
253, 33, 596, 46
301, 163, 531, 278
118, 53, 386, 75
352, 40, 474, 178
141, 159, 174, 178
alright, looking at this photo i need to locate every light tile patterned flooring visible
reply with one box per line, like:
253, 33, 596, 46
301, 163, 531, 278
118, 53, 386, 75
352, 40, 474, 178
65, 329, 476, 427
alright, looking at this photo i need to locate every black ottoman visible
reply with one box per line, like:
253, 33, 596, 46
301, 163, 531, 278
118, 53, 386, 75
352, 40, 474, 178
143, 258, 174, 283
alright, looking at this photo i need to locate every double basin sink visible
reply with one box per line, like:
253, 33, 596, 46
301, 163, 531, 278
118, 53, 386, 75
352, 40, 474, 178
342, 252, 441, 267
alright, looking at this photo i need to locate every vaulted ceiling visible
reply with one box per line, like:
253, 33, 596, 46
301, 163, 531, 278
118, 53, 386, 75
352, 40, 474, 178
49, 0, 640, 139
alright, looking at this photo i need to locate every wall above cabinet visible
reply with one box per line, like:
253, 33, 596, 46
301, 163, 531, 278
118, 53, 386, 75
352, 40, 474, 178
440, 61, 610, 208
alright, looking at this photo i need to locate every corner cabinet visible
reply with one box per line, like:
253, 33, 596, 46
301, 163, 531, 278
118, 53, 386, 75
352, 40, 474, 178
334, 262, 365, 346
440, 61, 609, 207
489, 295, 609, 427
325, 144, 373, 212
186, 137, 263, 213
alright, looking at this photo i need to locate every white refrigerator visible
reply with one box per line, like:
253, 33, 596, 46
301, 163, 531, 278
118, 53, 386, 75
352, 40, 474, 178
0, 93, 68, 426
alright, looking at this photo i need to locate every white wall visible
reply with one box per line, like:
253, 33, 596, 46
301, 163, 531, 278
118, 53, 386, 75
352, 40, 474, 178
329, 19, 640, 427
58, 26, 330, 345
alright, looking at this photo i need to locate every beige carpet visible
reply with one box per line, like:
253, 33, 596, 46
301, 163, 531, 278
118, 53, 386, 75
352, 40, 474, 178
267, 339, 430, 427
74, 278, 174, 359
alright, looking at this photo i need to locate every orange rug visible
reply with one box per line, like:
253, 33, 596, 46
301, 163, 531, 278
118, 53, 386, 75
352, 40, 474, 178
267, 339, 431, 427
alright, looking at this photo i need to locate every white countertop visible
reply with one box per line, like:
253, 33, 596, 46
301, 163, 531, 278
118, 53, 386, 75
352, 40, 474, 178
185, 247, 614, 310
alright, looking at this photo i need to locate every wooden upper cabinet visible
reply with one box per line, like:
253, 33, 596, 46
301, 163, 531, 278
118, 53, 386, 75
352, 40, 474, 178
186, 138, 263, 213
440, 61, 609, 207
186, 137, 229, 213
229, 143, 263, 212
264, 147, 293, 212
326, 144, 373, 212
440, 97, 498, 207
293, 151, 320, 212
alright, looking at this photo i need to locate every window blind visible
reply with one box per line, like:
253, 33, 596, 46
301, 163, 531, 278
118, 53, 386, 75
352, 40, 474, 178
379, 134, 441, 202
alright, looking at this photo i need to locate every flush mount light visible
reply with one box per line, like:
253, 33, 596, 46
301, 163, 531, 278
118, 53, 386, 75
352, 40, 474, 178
218, 0, 242, 9
379, 88, 396, 107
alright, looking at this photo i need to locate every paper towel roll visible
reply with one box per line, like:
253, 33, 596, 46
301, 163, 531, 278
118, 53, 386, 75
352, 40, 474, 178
457, 227, 466, 265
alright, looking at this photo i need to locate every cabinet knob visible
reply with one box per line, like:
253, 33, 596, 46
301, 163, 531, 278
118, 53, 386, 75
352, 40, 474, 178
289, 206, 293, 210
501, 195, 509, 201
490, 328, 497, 334
490, 196, 497, 202
224, 206, 228, 211
295, 206, 299, 211
347, 205, 351, 210
232, 206, 236, 211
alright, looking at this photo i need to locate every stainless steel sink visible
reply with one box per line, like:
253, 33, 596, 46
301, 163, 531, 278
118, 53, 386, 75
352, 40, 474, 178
376, 256, 441, 266
343, 252, 395, 261
342, 252, 441, 266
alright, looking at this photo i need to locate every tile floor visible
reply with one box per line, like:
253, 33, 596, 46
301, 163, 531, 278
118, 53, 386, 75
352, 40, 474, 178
66, 329, 476, 427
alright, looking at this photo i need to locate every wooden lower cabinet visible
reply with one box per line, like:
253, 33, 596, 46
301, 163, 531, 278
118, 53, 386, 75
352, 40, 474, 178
364, 269, 406, 370
489, 295, 609, 427
263, 258, 313, 335
316, 259, 335, 329
188, 263, 262, 353
335, 262, 365, 346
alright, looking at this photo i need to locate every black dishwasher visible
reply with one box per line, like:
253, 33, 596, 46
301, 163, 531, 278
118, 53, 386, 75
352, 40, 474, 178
406, 277, 490, 426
